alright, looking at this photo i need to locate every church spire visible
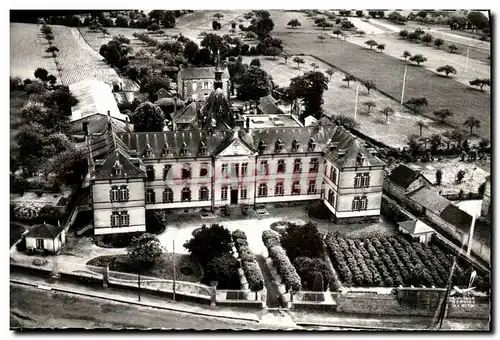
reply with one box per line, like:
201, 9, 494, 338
214, 49, 223, 90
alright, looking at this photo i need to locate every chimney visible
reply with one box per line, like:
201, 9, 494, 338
107, 110, 111, 117
82, 122, 89, 136
245, 117, 250, 132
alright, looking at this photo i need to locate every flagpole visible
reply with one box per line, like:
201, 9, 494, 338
400, 65, 408, 105
354, 84, 359, 121
173, 239, 176, 301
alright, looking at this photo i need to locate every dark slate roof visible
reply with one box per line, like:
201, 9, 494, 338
68, 114, 130, 136
440, 205, 491, 247
407, 187, 451, 214
323, 128, 385, 168
92, 150, 145, 180
258, 99, 283, 115
116, 130, 233, 159
26, 223, 64, 239
387, 164, 422, 189
179, 66, 230, 80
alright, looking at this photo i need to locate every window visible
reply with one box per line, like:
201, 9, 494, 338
275, 182, 284, 196
163, 188, 174, 203
330, 167, 337, 184
354, 173, 362, 188
361, 173, 370, 187
199, 187, 209, 201
292, 139, 300, 152
258, 139, 267, 153
258, 184, 268, 197
275, 139, 284, 153
113, 161, 122, 176
203, 81, 208, 89
146, 165, 155, 181
241, 163, 248, 177
352, 196, 368, 211
180, 142, 189, 156
221, 186, 228, 200
162, 143, 171, 156
259, 161, 269, 175
120, 211, 130, 226
119, 186, 129, 201
328, 189, 335, 206
199, 141, 207, 155
146, 189, 156, 204
292, 181, 301, 195
231, 163, 239, 177
221, 163, 229, 177
356, 153, 365, 166
308, 138, 316, 151
308, 180, 316, 194
163, 165, 172, 180
110, 186, 119, 202
200, 164, 208, 177
181, 188, 191, 202
240, 187, 248, 199
277, 160, 286, 173
309, 158, 319, 173
293, 159, 302, 173
182, 168, 191, 179
111, 212, 120, 227
36, 238, 44, 250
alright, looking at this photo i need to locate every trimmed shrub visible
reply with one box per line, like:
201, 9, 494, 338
262, 229, 281, 248
242, 261, 264, 291
268, 245, 302, 291
234, 238, 248, 250
232, 229, 247, 242
293, 256, 334, 290
203, 253, 241, 289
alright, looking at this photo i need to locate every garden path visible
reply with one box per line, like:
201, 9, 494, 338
256, 255, 284, 308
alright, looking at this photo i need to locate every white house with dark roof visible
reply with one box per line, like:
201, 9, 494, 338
177, 66, 230, 101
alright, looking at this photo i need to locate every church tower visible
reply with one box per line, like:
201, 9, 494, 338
214, 49, 223, 90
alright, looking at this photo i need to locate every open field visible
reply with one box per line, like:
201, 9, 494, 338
10, 23, 58, 81
244, 55, 479, 149
275, 30, 490, 139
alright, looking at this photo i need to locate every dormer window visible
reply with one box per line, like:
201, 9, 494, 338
199, 141, 207, 155
292, 139, 300, 152
356, 153, 365, 166
308, 138, 316, 151
275, 139, 284, 153
180, 142, 189, 156
162, 143, 171, 157
144, 143, 153, 157
112, 160, 122, 176
258, 139, 267, 154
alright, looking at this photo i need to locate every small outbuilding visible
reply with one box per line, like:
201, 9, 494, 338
25, 222, 66, 254
398, 219, 435, 244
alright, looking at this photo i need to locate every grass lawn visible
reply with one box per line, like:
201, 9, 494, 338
245, 55, 474, 149
10, 223, 26, 247
276, 31, 490, 138
87, 253, 203, 282
10, 90, 28, 157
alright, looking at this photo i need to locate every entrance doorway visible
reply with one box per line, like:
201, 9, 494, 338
230, 189, 238, 205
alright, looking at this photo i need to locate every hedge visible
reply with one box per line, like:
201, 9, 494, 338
262, 230, 281, 248
268, 245, 302, 291
232, 229, 247, 242
231, 230, 264, 292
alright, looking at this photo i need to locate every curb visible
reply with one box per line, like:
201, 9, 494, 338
10, 279, 260, 323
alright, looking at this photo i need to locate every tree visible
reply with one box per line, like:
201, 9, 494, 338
365, 39, 378, 49
183, 40, 199, 62
115, 14, 129, 28
363, 80, 376, 94
317, 34, 326, 43
45, 33, 54, 44
421, 33, 433, 46
341, 20, 354, 30
140, 73, 171, 99
405, 97, 428, 113
99, 37, 132, 69
45, 147, 88, 186
333, 29, 342, 38
212, 20, 221, 30
380, 106, 394, 123
282, 52, 290, 64
363, 101, 376, 113
435, 169, 443, 185
434, 38, 444, 49
236, 66, 273, 101
204, 253, 240, 289
154, 97, 185, 120
130, 102, 165, 132
43, 85, 79, 116
456, 170, 465, 183
448, 44, 458, 53
409, 54, 427, 66
25, 81, 47, 95
161, 11, 176, 28
100, 27, 110, 38
399, 29, 408, 39
332, 114, 359, 129
415, 121, 428, 136
469, 78, 490, 91
463, 117, 481, 135
40, 25, 52, 35
200, 33, 228, 56
376, 44, 385, 53
46, 74, 57, 87
402, 50, 411, 61
266, 46, 282, 60
184, 223, 233, 266
292, 56, 305, 69
213, 12, 224, 20
433, 109, 454, 123
342, 74, 355, 87
467, 11, 489, 31
250, 58, 261, 67
356, 30, 366, 37
46, 45, 60, 57
280, 223, 323, 262
436, 65, 457, 77
21, 101, 48, 123
288, 71, 329, 120
429, 133, 442, 153
127, 233, 163, 268
310, 62, 319, 71
248, 16, 275, 38
287, 19, 301, 28
325, 68, 335, 81
407, 32, 419, 42
34, 68, 49, 82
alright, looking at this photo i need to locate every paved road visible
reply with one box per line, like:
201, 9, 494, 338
10, 283, 262, 330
